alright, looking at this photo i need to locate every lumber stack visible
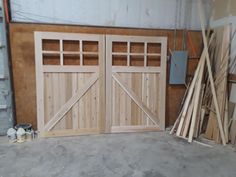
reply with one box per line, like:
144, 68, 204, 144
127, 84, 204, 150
204, 27, 230, 143
170, 1, 236, 146
170, 25, 231, 145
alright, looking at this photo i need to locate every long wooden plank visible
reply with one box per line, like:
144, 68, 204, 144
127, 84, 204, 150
38, 31, 103, 41
112, 72, 160, 127
43, 66, 98, 73
181, 93, 194, 138
44, 72, 99, 131
159, 38, 167, 130
35, 32, 45, 133
98, 35, 106, 132
105, 36, 113, 132
188, 52, 205, 142
112, 66, 161, 73
72, 73, 79, 129
111, 125, 160, 133
198, 0, 226, 145
42, 128, 100, 138
176, 56, 203, 136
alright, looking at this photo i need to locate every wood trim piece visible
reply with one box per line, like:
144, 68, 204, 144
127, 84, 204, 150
188, 52, 205, 142
44, 72, 99, 131
35, 32, 44, 133
105, 36, 113, 133
106, 35, 165, 43
112, 52, 161, 57
112, 72, 160, 126
42, 128, 100, 137
43, 66, 99, 73
112, 66, 161, 73
99, 35, 106, 132
111, 125, 160, 133
36, 31, 102, 41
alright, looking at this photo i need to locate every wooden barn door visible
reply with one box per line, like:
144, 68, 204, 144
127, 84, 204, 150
106, 35, 167, 132
35, 32, 105, 137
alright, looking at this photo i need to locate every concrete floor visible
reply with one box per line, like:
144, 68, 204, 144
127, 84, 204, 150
0, 132, 236, 177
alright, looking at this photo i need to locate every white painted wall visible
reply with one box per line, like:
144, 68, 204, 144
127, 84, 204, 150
10, 0, 211, 30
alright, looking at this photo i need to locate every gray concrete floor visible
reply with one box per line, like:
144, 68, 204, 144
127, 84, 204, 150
0, 132, 236, 177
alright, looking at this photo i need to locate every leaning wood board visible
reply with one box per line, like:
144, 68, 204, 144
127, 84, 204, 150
35, 32, 167, 137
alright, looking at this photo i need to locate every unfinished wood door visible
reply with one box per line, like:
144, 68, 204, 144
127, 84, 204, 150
106, 35, 167, 132
35, 32, 105, 137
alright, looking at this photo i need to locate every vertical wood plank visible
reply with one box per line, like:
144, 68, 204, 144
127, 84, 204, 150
105, 36, 112, 132
72, 73, 79, 129
52, 73, 61, 130
99, 35, 106, 132
91, 79, 97, 128
35, 32, 45, 134
125, 73, 132, 125
85, 73, 92, 128
120, 73, 126, 126
78, 73, 85, 128
160, 38, 167, 130
59, 73, 66, 130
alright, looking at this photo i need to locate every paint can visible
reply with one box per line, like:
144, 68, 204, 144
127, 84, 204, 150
7, 128, 17, 142
16, 128, 26, 143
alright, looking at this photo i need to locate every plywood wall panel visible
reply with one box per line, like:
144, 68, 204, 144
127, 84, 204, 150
9, 23, 202, 129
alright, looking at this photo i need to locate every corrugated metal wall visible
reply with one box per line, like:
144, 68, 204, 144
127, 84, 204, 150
10, 0, 212, 30
0, 0, 14, 135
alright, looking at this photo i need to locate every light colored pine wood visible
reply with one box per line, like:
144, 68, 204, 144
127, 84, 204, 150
35, 32, 45, 134
105, 35, 167, 132
36, 32, 166, 136
125, 73, 132, 125
105, 36, 113, 132
98, 35, 106, 132
43, 66, 98, 73
78, 73, 85, 129
52, 73, 60, 130
188, 48, 205, 142
159, 37, 167, 130
42, 128, 100, 138
91, 79, 97, 128
44, 73, 99, 131
59, 73, 66, 130
111, 125, 160, 133
120, 73, 126, 126
35, 32, 105, 137
72, 73, 79, 130
112, 72, 159, 126
142, 73, 148, 125
176, 57, 203, 136
112, 66, 161, 73
198, 1, 226, 145
182, 93, 194, 138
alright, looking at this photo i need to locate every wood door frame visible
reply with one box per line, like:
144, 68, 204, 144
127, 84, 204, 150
35, 32, 105, 137
105, 35, 167, 132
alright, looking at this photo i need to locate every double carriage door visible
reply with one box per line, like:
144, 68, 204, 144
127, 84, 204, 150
35, 32, 167, 137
